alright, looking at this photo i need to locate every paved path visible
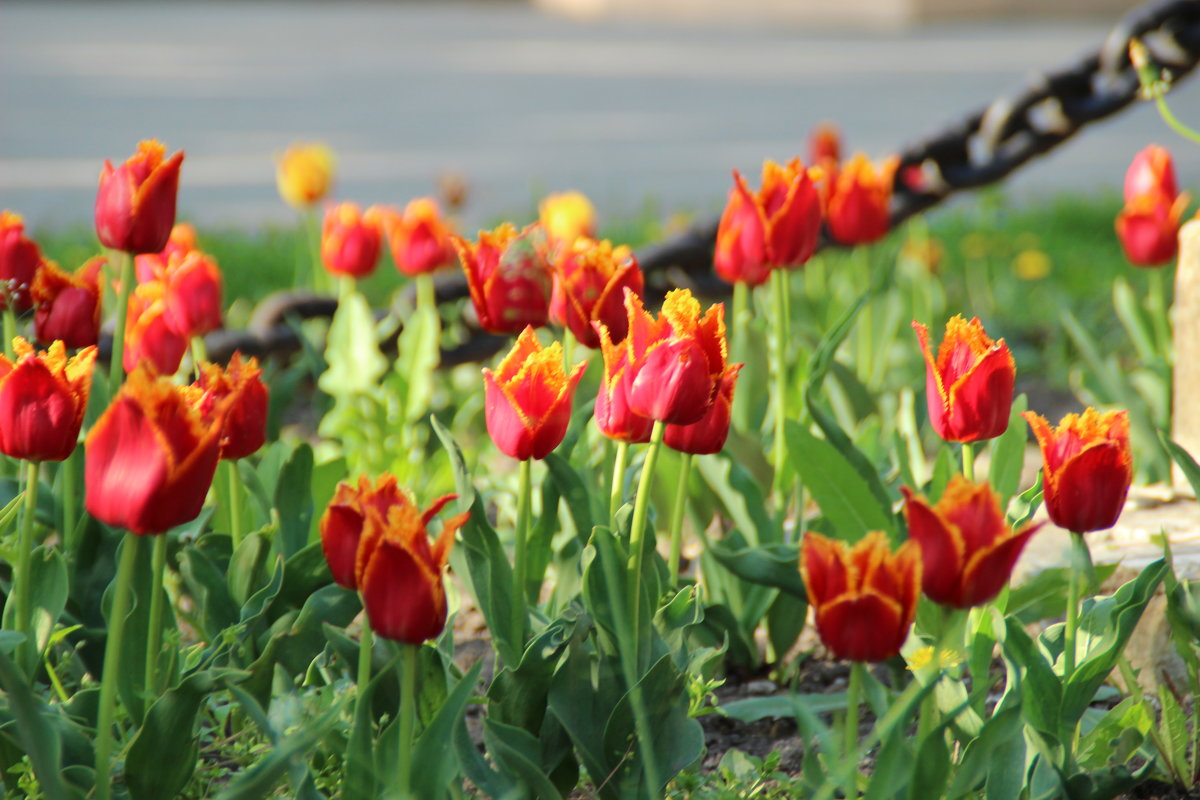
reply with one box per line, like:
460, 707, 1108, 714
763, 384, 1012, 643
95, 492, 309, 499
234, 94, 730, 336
2, 1, 1199, 232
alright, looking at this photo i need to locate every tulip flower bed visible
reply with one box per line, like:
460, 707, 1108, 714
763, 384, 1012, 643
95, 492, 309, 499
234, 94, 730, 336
3, 122, 1200, 800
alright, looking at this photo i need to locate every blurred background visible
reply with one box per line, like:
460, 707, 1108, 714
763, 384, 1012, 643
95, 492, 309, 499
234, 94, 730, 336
1, 0, 1197, 232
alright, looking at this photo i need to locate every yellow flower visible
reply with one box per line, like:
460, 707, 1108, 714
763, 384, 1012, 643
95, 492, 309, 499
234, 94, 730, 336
1013, 249, 1051, 281
276, 142, 336, 208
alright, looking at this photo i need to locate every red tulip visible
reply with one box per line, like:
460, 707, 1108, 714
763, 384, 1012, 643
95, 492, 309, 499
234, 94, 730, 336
85, 364, 227, 535
550, 238, 644, 348
913, 315, 1015, 443
801, 531, 921, 662
94, 140, 184, 255
454, 223, 554, 335
663, 364, 742, 455
383, 197, 455, 276
192, 353, 268, 460
319, 474, 407, 591
808, 122, 842, 166
1023, 408, 1133, 533
714, 158, 822, 287
1115, 194, 1188, 267
31, 257, 104, 348
0, 339, 97, 462
321, 203, 384, 278
124, 282, 188, 376
357, 493, 469, 644
483, 326, 587, 460
0, 211, 47, 312
901, 477, 1042, 608
621, 288, 727, 426
595, 322, 654, 444
1124, 144, 1178, 205
162, 250, 223, 337
135, 223, 197, 283
825, 154, 897, 246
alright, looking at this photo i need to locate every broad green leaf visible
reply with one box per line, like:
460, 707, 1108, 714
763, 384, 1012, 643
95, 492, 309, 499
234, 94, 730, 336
1160, 432, 1200, 499
214, 700, 344, 800
1001, 617, 1063, 744
1157, 685, 1189, 777
275, 443, 315, 558
394, 304, 440, 423
483, 718, 565, 800
544, 453, 594, 540
27, 546, 69, 657
695, 455, 777, 546
409, 660, 484, 799
987, 393, 1028, 504
785, 422, 895, 541
945, 706, 1023, 799
720, 693, 847, 723
703, 539, 805, 598
318, 290, 386, 397
1075, 697, 1151, 770
228, 532, 272, 608
125, 671, 221, 800
179, 544, 240, 641
0, 647, 74, 800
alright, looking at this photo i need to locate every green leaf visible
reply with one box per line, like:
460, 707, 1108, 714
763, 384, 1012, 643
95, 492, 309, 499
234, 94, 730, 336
179, 544, 240, 641
1112, 277, 1158, 365
125, 671, 220, 800
274, 443, 315, 559
928, 445, 956, 502
1001, 617, 1063, 744
703, 539, 806, 598
544, 453, 594, 540
483, 718, 565, 799
394, 304, 440, 423
1075, 697, 1152, 770
228, 532, 272, 608
720, 693, 847, 724
318, 290, 386, 397
430, 413, 477, 508
548, 634, 626, 799
987, 394, 1029, 504
785, 421, 895, 541
694, 455, 777, 546
276, 541, 332, 611
214, 700, 344, 800
945, 706, 1023, 799
1157, 685, 1189, 778
27, 546, 69, 657
1160, 432, 1200, 499
0, 647, 74, 800
409, 660, 484, 799
451, 496, 519, 666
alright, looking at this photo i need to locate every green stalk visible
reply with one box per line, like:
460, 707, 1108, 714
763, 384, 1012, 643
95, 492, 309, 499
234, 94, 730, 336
961, 441, 975, 482
1147, 268, 1173, 363
190, 335, 208, 379
1062, 533, 1092, 768
61, 451, 78, 556
667, 453, 693, 586
144, 534, 167, 701
13, 460, 40, 674
95, 534, 142, 800
398, 643, 419, 800
415, 273, 442, 368
228, 461, 245, 551
1155, 96, 1200, 146
511, 458, 533, 638
769, 270, 790, 497
844, 661, 865, 798
108, 250, 135, 391
853, 247, 873, 385
3, 306, 15, 360
627, 421, 666, 635
304, 208, 324, 292
355, 614, 373, 717
732, 281, 749, 343
609, 440, 630, 525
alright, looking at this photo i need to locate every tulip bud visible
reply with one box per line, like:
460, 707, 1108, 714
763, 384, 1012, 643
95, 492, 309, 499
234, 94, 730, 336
124, 282, 188, 376
913, 315, 1015, 443
162, 250, 223, 337
94, 140, 184, 254
0, 339, 97, 462
192, 353, 268, 460
1124, 144, 1178, 205
319, 474, 407, 591
801, 531, 921, 662
321, 203, 385, 278
825, 153, 897, 246
276, 142, 336, 209
595, 322, 654, 444
32, 257, 103, 348
808, 122, 842, 166
483, 327, 587, 460
0, 211, 46, 312
1115, 194, 1188, 267
85, 364, 227, 535
1023, 408, 1133, 534
550, 238, 644, 348
383, 197, 455, 277
454, 223, 554, 335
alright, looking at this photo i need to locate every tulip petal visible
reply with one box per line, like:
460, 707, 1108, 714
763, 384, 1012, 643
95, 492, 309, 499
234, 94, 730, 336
361, 538, 446, 645
958, 523, 1042, 608
816, 591, 905, 662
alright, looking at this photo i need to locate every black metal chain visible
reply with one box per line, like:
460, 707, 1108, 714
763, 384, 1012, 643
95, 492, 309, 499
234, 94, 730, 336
197, 0, 1200, 368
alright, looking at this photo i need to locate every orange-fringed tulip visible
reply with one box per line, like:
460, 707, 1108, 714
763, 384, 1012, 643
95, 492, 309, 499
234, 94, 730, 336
801, 531, 920, 662
595, 323, 654, 444
94, 140, 184, 254
384, 197, 455, 276
913, 315, 1015, 443
622, 288, 727, 426
483, 326, 587, 460
0, 211, 46, 312
664, 364, 741, 455
1115, 194, 1188, 267
539, 191, 597, 252
901, 477, 1042, 608
124, 282, 188, 376
454, 223, 554, 335
276, 142, 336, 209
357, 493, 469, 644
1023, 408, 1133, 533
322, 203, 384, 278
714, 158, 822, 287
825, 154, 897, 246
320, 474, 407, 591
1124, 144, 1178, 204
85, 364, 227, 535
0, 339, 97, 462
193, 353, 268, 460
135, 222, 197, 283
32, 257, 103, 348
549, 238, 644, 348
161, 250, 223, 338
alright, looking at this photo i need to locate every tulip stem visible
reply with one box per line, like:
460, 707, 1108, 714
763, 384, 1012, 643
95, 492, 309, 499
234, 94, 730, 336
108, 250, 134, 391
961, 442, 975, 482
95, 533, 141, 800
628, 421, 666, 645
1147, 268, 1172, 362
398, 642, 419, 800
144, 534, 167, 702
228, 461, 245, 551
414, 273, 442, 368
732, 281, 750, 347
512, 458, 533, 639
2, 307, 15, 360
13, 460, 39, 674
769, 269, 790, 499
61, 451, 79, 557
1063, 533, 1092, 684
667, 453, 693, 585
356, 614, 372, 702
190, 335, 208, 379
609, 440, 629, 525
844, 661, 865, 797
303, 209, 324, 293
